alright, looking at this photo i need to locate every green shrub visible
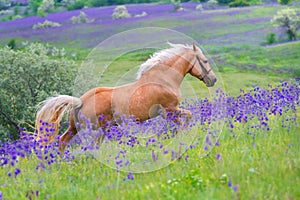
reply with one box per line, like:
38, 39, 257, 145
171, 0, 183, 11
134, 11, 147, 18
278, 0, 291, 5
0, 43, 76, 141
37, 0, 55, 16
265, 32, 276, 44
217, 0, 234, 5
71, 11, 94, 24
28, 0, 43, 14
271, 8, 300, 41
195, 4, 203, 11
7, 39, 16, 49
67, 0, 85, 10
229, 0, 250, 7
32, 20, 61, 29
207, 0, 218, 9
0, 0, 10, 11
0, 9, 12, 15
13, 5, 20, 15
112, 5, 131, 20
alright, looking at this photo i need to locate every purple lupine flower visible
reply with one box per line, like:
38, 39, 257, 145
216, 153, 221, 160
233, 185, 239, 192
184, 155, 189, 163
127, 172, 134, 180
228, 180, 232, 187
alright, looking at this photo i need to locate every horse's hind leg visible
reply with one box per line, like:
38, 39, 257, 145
59, 125, 77, 154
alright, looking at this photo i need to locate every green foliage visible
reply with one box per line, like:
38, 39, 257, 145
229, 0, 250, 7
7, 39, 16, 49
71, 11, 94, 24
278, 0, 291, 5
171, 0, 183, 11
32, 20, 61, 29
265, 32, 276, 44
0, 43, 76, 140
217, 0, 234, 5
13, 5, 20, 15
37, 0, 55, 16
67, 0, 85, 10
134, 11, 147, 17
112, 5, 131, 20
271, 8, 300, 41
195, 4, 203, 11
207, 0, 218, 9
28, 0, 43, 14
0, 0, 10, 10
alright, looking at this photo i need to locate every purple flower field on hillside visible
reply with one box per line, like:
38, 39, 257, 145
0, 2, 279, 49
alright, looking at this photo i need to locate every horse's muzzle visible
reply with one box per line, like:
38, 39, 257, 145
204, 75, 217, 87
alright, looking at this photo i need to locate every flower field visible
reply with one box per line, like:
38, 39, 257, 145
0, 1, 300, 200
1, 81, 299, 199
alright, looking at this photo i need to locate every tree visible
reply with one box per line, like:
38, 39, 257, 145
278, 0, 291, 5
0, 43, 76, 141
0, 0, 10, 10
271, 8, 300, 41
37, 0, 55, 15
28, 0, 43, 14
112, 5, 131, 19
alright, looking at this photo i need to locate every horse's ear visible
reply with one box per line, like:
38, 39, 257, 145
193, 43, 197, 51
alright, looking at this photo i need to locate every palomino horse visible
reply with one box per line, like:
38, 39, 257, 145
35, 43, 217, 152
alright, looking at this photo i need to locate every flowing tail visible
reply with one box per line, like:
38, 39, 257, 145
35, 95, 82, 144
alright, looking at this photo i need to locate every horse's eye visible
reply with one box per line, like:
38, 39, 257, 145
203, 60, 208, 64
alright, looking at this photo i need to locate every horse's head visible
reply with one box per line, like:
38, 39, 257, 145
189, 44, 217, 87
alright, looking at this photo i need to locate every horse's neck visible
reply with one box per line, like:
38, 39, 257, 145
163, 52, 193, 80
138, 51, 194, 87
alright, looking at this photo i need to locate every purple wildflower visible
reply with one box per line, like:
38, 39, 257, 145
14, 168, 21, 177
233, 185, 239, 192
127, 172, 134, 180
228, 180, 232, 187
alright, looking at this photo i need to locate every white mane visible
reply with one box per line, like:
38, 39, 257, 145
136, 43, 202, 80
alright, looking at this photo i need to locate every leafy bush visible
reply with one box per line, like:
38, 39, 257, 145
265, 32, 276, 44
37, 0, 55, 16
278, 0, 291, 5
112, 5, 131, 20
14, 5, 20, 15
229, 0, 250, 7
0, 43, 76, 141
71, 11, 94, 24
0, 9, 12, 15
0, 0, 10, 10
28, 0, 43, 14
134, 11, 147, 18
271, 8, 300, 41
195, 4, 203, 11
217, 0, 234, 5
32, 20, 61, 29
67, 0, 85, 11
207, 0, 218, 9
171, 0, 183, 11
7, 39, 16, 49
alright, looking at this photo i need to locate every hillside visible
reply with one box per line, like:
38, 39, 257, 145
1, 3, 299, 73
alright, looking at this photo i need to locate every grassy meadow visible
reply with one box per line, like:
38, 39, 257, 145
0, 1, 300, 200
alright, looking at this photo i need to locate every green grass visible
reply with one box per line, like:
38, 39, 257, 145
1, 111, 299, 199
